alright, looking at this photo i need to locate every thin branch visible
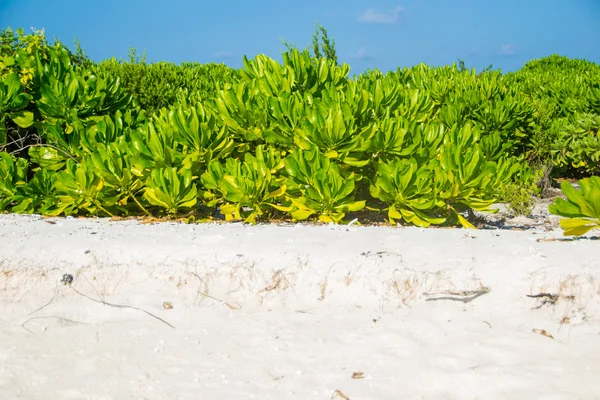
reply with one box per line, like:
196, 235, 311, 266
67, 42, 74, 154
28, 293, 61, 316
424, 286, 491, 303
70, 286, 175, 329
8, 143, 77, 161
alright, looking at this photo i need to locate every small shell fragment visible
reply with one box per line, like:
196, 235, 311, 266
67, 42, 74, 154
351, 372, 364, 379
163, 302, 174, 310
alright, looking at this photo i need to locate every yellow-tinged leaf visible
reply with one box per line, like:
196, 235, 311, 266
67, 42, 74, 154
288, 197, 308, 208
268, 203, 293, 212
457, 213, 476, 229
343, 200, 366, 212
266, 184, 286, 199
559, 218, 600, 236
388, 205, 402, 219
291, 209, 315, 221
319, 215, 334, 223
225, 213, 236, 221
219, 203, 236, 215
143, 189, 167, 208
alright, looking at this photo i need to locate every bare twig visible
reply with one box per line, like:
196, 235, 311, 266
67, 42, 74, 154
424, 285, 491, 303
28, 294, 60, 316
70, 286, 175, 329
527, 292, 559, 309
8, 143, 77, 161
83, 274, 105, 302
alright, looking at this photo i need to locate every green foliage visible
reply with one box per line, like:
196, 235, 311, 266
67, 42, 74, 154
552, 113, 600, 176
94, 50, 239, 114
158, 101, 235, 176
311, 22, 337, 65
495, 167, 542, 216
10, 169, 57, 214
0, 151, 28, 210
295, 82, 374, 165
2, 27, 599, 229
508, 54, 600, 175
456, 58, 494, 75
549, 177, 600, 236
370, 158, 445, 227
49, 160, 111, 216
200, 146, 286, 223
283, 146, 365, 223
35, 47, 133, 153
282, 22, 338, 65
87, 141, 149, 215
0, 73, 34, 145
143, 167, 198, 215
0, 30, 138, 159
1, 27, 49, 87
127, 122, 179, 178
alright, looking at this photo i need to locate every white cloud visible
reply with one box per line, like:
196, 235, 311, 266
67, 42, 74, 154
499, 44, 517, 56
348, 48, 373, 61
212, 51, 235, 59
359, 6, 405, 24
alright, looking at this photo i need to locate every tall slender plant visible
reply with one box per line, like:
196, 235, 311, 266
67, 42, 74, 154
281, 22, 338, 65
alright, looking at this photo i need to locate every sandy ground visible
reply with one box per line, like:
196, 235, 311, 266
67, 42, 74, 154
1, 201, 599, 400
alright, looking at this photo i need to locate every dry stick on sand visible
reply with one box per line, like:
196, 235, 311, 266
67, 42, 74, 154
69, 286, 176, 329
526, 292, 559, 308
423, 285, 491, 303
23, 282, 80, 334
21, 275, 175, 333
27, 291, 64, 316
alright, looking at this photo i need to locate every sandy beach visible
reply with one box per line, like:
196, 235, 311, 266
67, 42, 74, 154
1, 202, 599, 400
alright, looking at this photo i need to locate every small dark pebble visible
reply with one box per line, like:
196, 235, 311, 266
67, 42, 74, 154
61, 274, 74, 286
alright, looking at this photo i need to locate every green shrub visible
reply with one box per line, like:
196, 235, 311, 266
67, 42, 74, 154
495, 167, 543, 216
3, 27, 599, 227
508, 55, 600, 177
94, 49, 239, 114
552, 113, 600, 177
549, 176, 600, 236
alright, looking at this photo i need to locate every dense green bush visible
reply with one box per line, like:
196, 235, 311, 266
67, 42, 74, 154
551, 113, 600, 177
0, 28, 138, 160
94, 49, 239, 114
1, 28, 599, 228
507, 55, 600, 176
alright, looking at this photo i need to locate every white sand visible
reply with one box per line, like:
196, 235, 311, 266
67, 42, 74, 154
1, 209, 599, 400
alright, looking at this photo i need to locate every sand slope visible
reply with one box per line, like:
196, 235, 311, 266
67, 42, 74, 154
1, 213, 599, 400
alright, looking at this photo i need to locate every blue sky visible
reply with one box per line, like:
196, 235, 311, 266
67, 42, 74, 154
1, 0, 599, 75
